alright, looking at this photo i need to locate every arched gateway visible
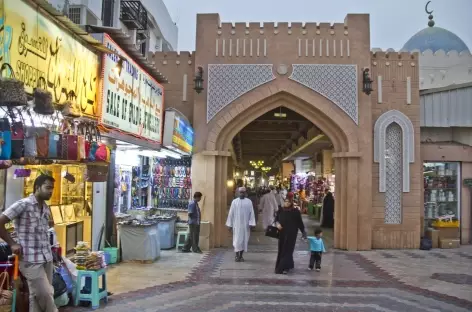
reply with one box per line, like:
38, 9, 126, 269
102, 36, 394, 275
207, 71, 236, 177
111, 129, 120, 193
153, 13, 422, 251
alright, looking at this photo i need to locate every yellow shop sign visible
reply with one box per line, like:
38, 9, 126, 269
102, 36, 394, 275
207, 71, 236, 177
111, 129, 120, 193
0, 0, 100, 117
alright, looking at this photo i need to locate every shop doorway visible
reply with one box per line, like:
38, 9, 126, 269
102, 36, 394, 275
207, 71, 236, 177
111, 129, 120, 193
230, 106, 336, 247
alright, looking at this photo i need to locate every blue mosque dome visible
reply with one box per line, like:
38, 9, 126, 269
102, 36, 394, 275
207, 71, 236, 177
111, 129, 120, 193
402, 26, 470, 53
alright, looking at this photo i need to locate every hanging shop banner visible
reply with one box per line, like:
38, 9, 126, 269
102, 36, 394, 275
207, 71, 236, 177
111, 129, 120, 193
0, 0, 100, 117
163, 110, 194, 155
97, 33, 164, 143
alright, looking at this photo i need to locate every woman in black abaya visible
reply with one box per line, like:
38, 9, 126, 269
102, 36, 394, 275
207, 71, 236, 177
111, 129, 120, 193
321, 189, 335, 228
274, 192, 306, 274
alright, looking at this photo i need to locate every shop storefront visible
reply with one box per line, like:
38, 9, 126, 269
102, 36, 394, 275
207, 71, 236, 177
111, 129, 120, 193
88, 32, 169, 261
0, 0, 107, 257
422, 143, 472, 245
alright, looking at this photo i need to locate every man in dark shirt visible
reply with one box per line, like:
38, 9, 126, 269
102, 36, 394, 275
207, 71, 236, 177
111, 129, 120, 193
182, 192, 203, 253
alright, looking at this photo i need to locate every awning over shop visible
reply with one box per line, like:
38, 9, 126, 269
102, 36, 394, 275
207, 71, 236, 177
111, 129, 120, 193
27, 0, 116, 55
87, 25, 168, 84
420, 82, 472, 127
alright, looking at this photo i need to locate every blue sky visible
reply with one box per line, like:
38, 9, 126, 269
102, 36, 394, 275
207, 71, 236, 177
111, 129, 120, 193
163, 0, 471, 52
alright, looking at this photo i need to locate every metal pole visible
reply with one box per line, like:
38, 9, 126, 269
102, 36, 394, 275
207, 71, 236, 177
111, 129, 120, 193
105, 148, 116, 246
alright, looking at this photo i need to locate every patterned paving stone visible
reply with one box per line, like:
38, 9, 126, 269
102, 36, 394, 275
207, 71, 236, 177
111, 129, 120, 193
62, 219, 472, 312
431, 273, 472, 286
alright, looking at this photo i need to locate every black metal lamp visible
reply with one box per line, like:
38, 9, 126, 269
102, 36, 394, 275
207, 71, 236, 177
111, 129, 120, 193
362, 68, 373, 95
194, 66, 204, 94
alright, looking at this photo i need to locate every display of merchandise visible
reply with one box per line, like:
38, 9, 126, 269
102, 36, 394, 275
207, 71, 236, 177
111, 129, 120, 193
423, 162, 459, 226
72, 241, 90, 271
85, 252, 105, 271
152, 157, 192, 210
131, 159, 151, 208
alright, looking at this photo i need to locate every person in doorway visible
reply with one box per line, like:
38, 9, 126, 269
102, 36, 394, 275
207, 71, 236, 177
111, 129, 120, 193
247, 188, 259, 225
234, 179, 244, 198
307, 228, 326, 271
275, 192, 307, 274
182, 192, 203, 253
226, 187, 256, 262
0, 175, 58, 312
260, 189, 278, 230
321, 189, 335, 228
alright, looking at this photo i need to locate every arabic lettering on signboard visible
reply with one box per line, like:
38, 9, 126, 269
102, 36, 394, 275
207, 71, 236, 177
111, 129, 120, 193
172, 116, 194, 154
0, 0, 100, 117
100, 34, 164, 143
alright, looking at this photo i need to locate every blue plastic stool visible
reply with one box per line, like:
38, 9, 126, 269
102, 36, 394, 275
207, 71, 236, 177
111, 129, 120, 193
176, 231, 188, 250
74, 269, 108, 309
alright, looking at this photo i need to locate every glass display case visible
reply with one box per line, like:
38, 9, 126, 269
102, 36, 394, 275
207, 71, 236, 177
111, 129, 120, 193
24, 164, 92, 256
423, 162, 461, 226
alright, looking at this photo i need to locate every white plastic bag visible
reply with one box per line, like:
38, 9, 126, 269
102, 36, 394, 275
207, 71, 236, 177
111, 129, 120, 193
62, 256, 78, 282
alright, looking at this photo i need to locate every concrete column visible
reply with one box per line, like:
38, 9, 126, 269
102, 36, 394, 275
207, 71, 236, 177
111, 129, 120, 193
191, 152, 232, 249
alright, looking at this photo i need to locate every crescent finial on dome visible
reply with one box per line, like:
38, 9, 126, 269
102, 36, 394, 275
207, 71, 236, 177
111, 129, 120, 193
425, 1, 435, 27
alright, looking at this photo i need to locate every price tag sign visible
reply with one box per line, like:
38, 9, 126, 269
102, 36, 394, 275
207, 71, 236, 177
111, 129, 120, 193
464, 178, 472, 188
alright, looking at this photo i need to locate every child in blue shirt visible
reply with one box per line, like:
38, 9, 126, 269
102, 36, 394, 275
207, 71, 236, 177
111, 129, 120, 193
307, 228, 326, 271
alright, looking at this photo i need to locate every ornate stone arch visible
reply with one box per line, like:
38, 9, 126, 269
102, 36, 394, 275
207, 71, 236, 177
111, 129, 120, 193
206, 79, 359, 155
374, 109, 415, 193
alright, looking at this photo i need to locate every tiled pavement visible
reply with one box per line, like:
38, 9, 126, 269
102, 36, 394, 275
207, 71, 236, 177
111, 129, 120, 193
63, 218, 472, 312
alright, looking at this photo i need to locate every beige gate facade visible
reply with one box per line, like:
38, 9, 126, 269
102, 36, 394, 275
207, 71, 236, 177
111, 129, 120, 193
153, 13, 422, 250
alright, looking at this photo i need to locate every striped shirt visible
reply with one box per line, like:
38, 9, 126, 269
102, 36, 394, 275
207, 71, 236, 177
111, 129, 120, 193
3, 194, 53, 263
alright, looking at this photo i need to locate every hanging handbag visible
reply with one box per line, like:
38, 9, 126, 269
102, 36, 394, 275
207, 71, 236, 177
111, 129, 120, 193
0, 160, 12, 170
36, 127, 50, 158
46, 112, 60, 159
0, 63, 27, 107
24, 109, 37, 158
10, 108, 25, 159
87, 125, 99, 161
265, 222, 280, 239
0, 118, 11, 160
95, 144, 108, 162
85, 164, 108, 182
33, 77, 54, 115
65, 122, 78, 161
0, 271, 12, 311
61, 100, 80, 118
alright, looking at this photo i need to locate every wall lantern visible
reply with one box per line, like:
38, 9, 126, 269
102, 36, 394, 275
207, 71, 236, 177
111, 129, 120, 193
362, 68, 373, 95
194, 66, 204, 94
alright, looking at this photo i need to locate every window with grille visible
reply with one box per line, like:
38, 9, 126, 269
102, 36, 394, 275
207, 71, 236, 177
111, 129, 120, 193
68, 7, 81, 24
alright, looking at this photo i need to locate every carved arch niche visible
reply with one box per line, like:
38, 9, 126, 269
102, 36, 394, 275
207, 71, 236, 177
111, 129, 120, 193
374, 110, 415, 224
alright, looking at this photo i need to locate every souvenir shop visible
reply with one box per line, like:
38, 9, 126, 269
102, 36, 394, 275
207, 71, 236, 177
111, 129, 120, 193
0, 0, 112, 260
92, 33, 180, 262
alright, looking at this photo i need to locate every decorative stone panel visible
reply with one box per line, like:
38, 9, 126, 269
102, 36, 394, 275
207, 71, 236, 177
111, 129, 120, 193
374, 110, 415, 193
206, 64, 276, 123
384, 123, 403, 224
289, 64, 358, 124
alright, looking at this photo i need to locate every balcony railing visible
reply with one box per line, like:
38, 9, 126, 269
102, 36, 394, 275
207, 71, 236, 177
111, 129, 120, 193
120, 1, 148, 30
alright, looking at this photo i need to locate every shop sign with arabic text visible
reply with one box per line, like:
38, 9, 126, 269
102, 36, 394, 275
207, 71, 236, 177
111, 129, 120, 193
0, 0, 100, 117
98, 33, 164, 143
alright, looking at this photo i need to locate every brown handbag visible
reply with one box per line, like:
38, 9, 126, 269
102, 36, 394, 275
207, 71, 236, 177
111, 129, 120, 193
0, 271, 12, 312
36, 127, 50, 158
33, 77, 54, 115
86, 165, 109, 182
0, 63, 27, 107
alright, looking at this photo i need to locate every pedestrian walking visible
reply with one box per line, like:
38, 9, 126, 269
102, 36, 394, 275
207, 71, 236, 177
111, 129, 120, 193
307, 228, 326, 271
226, 187, 256, 262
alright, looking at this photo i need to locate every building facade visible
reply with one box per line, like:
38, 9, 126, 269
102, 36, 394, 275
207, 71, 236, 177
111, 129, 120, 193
47, 0, 178, 53
153, 13, 430, 251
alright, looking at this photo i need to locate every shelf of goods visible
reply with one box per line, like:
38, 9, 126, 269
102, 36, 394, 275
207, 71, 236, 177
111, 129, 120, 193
152, 157, 192, 211
423, 162, 459, 225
